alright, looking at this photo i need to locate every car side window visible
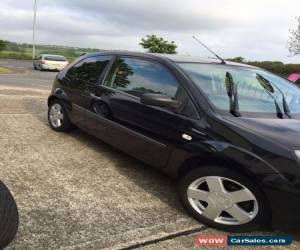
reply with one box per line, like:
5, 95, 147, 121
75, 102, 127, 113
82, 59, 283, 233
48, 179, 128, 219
67, 56, 112, 84
104, 57, 199, 118
104, 57, 179, 98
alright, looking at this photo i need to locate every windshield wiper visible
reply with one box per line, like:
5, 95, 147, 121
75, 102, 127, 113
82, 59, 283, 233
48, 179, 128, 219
256, 74, 291, 118
256, 74, 284, 118
225, 72, 241, 117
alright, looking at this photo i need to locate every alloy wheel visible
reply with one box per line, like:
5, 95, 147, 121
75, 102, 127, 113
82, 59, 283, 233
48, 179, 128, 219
187, 176, 258, 225
49, 103, 64, 128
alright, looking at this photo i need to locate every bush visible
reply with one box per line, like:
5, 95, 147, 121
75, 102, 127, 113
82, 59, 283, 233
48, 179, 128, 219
0, 40, 6, 52
228, 58, 300, 77
0, 51, 32, 60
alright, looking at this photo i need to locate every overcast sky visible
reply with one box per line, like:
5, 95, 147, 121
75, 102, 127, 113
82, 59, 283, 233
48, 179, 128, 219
0, 0, 299, 63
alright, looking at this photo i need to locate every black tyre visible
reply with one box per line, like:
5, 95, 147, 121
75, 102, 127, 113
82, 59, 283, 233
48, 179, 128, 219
48, 100, 75, 132
0, 181, 19, 249
178, 166, 270, 232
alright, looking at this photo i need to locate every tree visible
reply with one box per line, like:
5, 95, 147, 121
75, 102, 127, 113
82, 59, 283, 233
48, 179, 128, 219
0, 40, 6, 52
140, 35, 177, 54
288, 17, 300, 56
228, 57, 245, 63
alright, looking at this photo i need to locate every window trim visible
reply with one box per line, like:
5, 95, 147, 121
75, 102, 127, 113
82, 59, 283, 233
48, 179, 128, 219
100, 84, 140, 100
100, 55, 200, 119
101, 55, 181, 98
67, 55, 114, 85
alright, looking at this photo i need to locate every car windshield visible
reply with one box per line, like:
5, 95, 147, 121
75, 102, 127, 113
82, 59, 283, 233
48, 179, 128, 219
44, 55, 67, 61
178, 63, 300, 115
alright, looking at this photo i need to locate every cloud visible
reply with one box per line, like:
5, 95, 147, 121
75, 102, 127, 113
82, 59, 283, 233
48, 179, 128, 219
0, 0, 299, 62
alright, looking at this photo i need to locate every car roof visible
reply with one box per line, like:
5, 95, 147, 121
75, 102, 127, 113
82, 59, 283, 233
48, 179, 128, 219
41, 54, 66, 57
82, 51, 259, 69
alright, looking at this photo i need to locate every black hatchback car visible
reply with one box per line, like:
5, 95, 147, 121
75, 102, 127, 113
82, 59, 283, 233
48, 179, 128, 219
48, 52, 300, 232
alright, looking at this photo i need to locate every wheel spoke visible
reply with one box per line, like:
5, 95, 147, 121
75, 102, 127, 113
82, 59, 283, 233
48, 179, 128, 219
187, 187, 209, 201
202, 205, 222, 221
53, 104, 61, 112
228, 189, 255, 203
49, 103, 64, 128
206, 177, 224, 193
225, 205, 252, 223
57, 112, 64, 120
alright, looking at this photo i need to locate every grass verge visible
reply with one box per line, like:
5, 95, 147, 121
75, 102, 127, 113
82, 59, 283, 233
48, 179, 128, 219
0, 66, 26, 74
0, 67, 13, 74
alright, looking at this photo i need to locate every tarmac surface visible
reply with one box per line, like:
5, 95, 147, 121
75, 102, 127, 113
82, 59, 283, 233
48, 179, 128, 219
0, 58, 56, 90
0, 86, 202, 249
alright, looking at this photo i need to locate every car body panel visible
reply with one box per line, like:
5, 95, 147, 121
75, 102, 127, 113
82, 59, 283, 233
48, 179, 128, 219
48, 51, 300, 230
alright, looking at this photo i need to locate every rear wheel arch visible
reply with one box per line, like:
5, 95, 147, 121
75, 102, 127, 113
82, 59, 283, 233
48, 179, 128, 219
48, 95, 59, 107
48, 91, 71, 109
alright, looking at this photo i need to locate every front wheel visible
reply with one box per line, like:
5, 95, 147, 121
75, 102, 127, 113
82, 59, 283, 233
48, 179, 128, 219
0, 181, 19, 249
178, 166, 270, 232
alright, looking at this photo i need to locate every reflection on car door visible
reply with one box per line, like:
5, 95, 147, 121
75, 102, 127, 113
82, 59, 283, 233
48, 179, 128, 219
59, 55, 112, 128
86, 56, 198, 168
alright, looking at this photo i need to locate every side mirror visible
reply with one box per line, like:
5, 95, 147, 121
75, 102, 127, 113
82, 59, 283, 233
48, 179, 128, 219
141, 93, 181, 109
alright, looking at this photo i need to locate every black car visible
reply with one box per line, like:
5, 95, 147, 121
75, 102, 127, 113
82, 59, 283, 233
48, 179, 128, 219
47, 52, 300, 232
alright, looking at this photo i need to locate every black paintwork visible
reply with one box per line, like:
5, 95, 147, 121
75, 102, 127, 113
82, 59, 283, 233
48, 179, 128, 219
48, 51, 300, 230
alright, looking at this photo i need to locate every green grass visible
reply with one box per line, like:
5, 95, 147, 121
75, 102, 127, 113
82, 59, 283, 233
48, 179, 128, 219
0, 41, 104, 62
0, 67, 13, 74
0, 51, 32, 60
0, 66, 26, 74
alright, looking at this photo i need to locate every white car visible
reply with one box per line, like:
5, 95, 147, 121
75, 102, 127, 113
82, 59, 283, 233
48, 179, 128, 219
33, 54, 69, 71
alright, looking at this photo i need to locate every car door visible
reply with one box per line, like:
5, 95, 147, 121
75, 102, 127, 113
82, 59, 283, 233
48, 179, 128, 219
58, 55, 113, 128
85, 56, 199, 168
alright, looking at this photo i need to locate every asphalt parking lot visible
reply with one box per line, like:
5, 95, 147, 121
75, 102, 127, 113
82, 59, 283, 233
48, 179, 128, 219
1, 59, 300, 249
1, 86, 203, 249
0, 59, 56, 90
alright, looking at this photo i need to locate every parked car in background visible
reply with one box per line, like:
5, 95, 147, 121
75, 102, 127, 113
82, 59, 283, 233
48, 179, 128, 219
288, 73, 300, 85
48, 52, 300, 232
33, 54, 69, 71
0, 181, 19, 249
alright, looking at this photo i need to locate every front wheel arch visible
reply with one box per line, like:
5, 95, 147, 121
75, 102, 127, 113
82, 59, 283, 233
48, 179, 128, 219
178, 155, 257, 181
177, 156, 273, 221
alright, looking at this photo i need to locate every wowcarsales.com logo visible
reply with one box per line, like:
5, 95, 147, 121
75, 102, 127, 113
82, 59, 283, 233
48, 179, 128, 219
194, 235, 227, 247
194, 235, 293, 247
